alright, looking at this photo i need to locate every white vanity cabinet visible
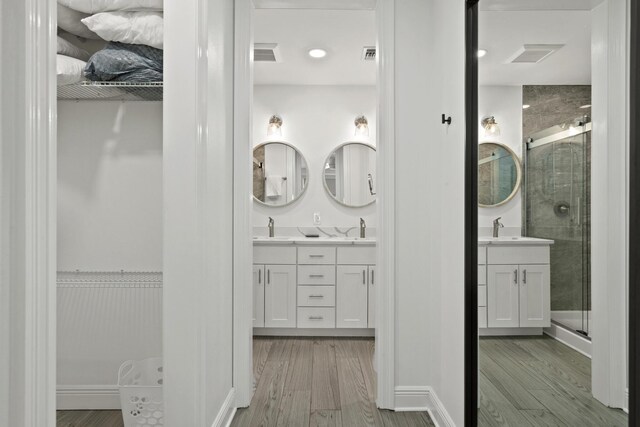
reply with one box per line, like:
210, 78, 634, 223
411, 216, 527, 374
254, 246, 297, 328
480, 239, 552, 335
336, 246, 376, 329
253, 240, 376, 334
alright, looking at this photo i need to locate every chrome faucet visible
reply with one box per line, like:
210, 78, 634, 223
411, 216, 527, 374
492, 217, 504, 238
268, 217, 274, 237
360, 218, 366, 238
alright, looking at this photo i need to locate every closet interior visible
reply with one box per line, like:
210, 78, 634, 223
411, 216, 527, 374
56, 0, 163, 425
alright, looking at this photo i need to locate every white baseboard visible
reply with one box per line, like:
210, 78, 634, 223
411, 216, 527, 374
543, 322, 592, 358
57, 385, 120, 410
254, 327, 375, 337
212, 388, 236, 427
394, 386, 455, 427
479, 327, 542, 336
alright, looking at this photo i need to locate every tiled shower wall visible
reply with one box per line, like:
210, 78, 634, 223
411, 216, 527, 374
522, 85, 591, 312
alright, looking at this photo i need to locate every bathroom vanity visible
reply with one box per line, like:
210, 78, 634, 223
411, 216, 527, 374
253, 237, 376, 336
478, 236, 554, 336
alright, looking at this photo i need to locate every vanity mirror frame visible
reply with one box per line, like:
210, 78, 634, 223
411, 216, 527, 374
252, 140, 310, 207
478, 141, 522, 208
322, 141, 377, 208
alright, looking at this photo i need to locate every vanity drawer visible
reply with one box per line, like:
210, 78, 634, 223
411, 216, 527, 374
297, 307, 336, 328
337, 246, 376, 265
478, 265, 487, 285
298, 265, 336, 285
298, 247, 336, 264
478, 246, 487, 264
478, 306, 488, 328
254, 246, 296, 265
487, 246, 549, 265
478, 285, 487, 307
297, 286, 335, 307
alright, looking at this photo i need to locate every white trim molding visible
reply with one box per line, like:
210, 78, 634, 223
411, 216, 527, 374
233, 0, 255, 409
56, 386, 120, 410
590, 0, 629, 410
0, 0, 57, 425
211, 388, 237, 427
394, 386, 455, 427
375, 0, 396, 410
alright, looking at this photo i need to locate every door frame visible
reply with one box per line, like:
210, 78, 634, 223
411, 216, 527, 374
232, 0, 397, 409
465, 0, 633, 424
0, 0, 58, 425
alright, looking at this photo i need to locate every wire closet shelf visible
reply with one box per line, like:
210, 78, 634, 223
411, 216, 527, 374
57, 270, 163, 288
57, 81, 163, 102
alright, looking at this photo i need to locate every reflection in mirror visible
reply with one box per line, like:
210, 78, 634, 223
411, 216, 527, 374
478, 142, 521, 207
253, 142, 309, 206
323, 142, 376, 207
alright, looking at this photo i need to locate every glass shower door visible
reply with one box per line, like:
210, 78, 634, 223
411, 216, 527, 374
524, 119, 591, 337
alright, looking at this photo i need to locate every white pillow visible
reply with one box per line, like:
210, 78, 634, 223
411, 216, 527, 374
58, 0, 162, 14
57, 55, 86, 86
57, 36, 90, 61
82, 12, 163, 49
57, 4, 100, 40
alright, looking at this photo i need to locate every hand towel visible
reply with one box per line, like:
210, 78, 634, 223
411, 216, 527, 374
265, 176, 283, 199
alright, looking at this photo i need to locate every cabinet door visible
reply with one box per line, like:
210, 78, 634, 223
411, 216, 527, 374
519, 265, 550, 327
337, 265, 368, 328
487, 265, 519, 328
253, 265, 265, 328
368, 266, 375, 328
264, 265, 297, 328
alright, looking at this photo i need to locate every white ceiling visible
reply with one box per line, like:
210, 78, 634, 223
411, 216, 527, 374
479, 10, 592, 85
253, 9, 376, 86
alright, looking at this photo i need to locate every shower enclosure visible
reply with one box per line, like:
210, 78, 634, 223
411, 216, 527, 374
523, 117, 591, 337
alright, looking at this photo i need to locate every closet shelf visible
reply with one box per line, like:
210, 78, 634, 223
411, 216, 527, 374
57, 81, 163, 101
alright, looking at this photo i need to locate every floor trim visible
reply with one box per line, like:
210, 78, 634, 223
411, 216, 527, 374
56, 385, 120, 410
212, 388, 236, 427
394, 386, 455, 427
544, 322, 592, 358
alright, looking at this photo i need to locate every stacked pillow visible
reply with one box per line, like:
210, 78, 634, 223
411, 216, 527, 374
57, 36, 90, 85
56, 0, 163, 84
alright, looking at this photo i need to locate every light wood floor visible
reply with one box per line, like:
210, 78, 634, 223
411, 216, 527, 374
479, 335, 628, 426
231, 337, 435, 427
57, 410, 123, 427
57, 336, 629, 427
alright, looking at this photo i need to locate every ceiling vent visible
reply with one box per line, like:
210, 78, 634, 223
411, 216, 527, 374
362, 46, 376, 61
508, 44, 564, 63
254, 43, 281, 62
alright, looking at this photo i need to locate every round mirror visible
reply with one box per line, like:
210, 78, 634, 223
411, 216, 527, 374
478, 142, 521, 207
323, 142, 377, 207
253, 142, 309, 206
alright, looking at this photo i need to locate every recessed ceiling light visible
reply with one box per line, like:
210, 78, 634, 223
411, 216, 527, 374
477, 49, 488, 58
308, 48, 327, 58
580, 104, 591, 109
522, 104, 531, 109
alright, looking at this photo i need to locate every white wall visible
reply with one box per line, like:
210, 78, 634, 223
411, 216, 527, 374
253, 85, 376, 228
394, 0, 465, 424
57, 102, 163, 271
478, 85, 523, 235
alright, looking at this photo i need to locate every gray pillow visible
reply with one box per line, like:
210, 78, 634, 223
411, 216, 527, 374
84, 42, 163, 82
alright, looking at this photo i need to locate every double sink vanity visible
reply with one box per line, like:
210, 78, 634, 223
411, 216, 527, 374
253, 236, 376, 336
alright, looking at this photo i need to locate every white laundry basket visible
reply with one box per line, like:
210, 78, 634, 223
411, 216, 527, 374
118, 357, 164, 427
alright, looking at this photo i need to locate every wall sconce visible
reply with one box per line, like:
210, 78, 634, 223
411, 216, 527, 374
354, 115, 369, 137
267, 115, 283, 137
481, 115, 501, 139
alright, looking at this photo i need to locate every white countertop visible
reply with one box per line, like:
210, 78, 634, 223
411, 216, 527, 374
478, 236, 554, 246
253, 236, 376, 246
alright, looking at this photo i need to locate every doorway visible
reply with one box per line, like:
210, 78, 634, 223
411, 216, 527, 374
466, 0, 631, 425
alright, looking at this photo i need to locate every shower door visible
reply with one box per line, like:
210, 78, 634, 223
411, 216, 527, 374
524, 118, 591, 337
